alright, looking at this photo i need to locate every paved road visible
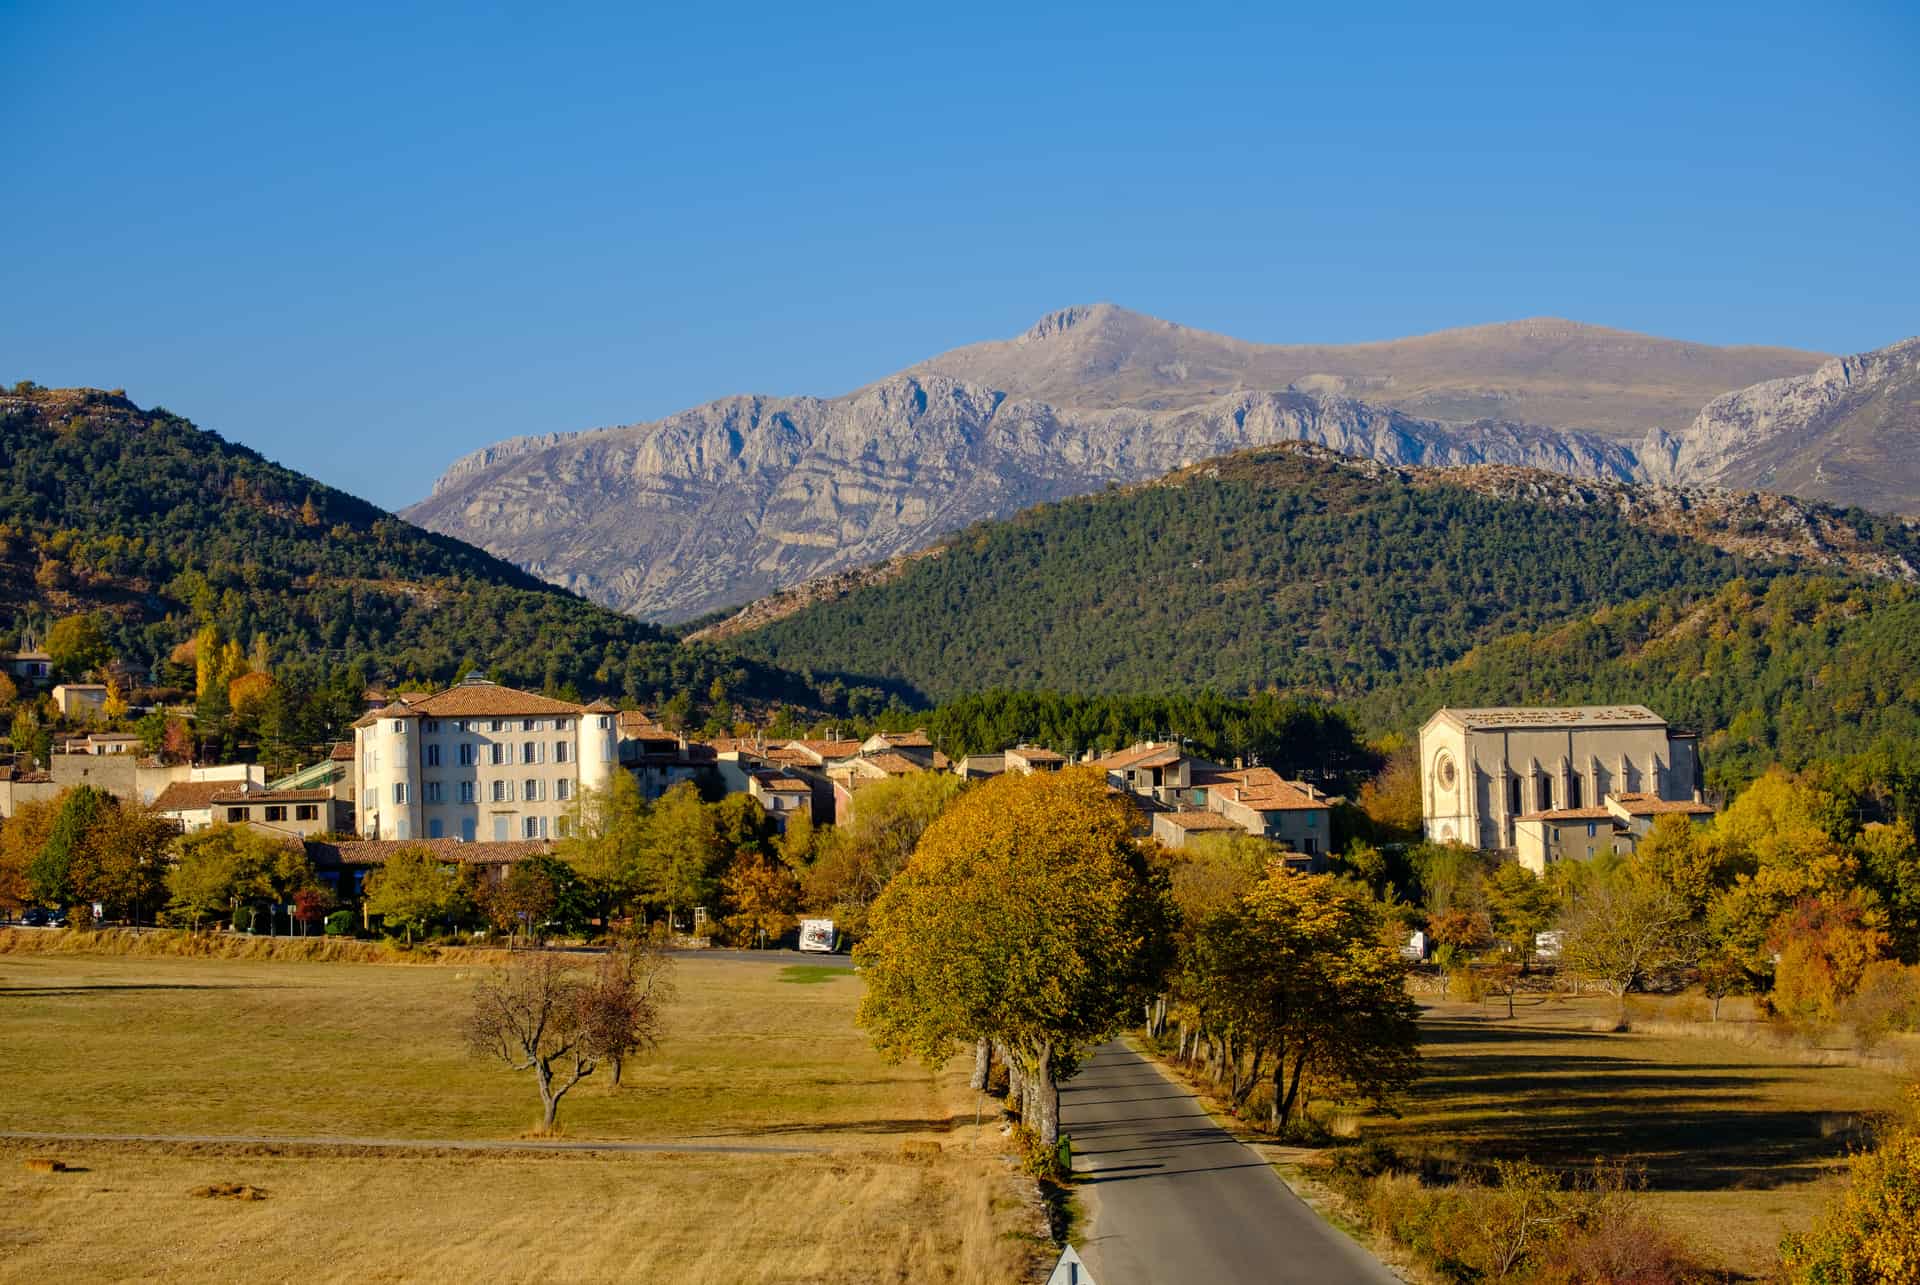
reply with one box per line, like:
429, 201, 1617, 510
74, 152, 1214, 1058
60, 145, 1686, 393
1064, 1042, 1399, 1285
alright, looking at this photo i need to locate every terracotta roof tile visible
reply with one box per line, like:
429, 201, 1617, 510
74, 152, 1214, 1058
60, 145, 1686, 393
1517, 807, 1617, 822
210, 788, 335, 805
305, 839, 554, 867
1159, 810, 1244, 831
150, 781, 230, 812
1608, 793, 1715, 817
403, 682, 586, 719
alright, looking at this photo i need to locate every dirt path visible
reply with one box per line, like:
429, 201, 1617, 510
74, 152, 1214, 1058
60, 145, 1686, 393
0, 1129, 824, 1156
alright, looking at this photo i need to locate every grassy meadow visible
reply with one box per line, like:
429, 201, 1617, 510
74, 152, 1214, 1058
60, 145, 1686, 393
0, 947, 1043, 1282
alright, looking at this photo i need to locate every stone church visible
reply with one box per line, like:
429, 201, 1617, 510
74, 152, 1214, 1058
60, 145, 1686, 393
1419, 705, 1702, 851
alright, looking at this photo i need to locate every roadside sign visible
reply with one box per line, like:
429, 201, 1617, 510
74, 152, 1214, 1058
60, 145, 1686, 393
798, 918, 835, 953
1046, 1245, 1095, 1285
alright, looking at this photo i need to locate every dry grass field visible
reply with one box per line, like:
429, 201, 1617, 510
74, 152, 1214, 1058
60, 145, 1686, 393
1356, 992, 1916, 1279
0, 947, 1044, 1283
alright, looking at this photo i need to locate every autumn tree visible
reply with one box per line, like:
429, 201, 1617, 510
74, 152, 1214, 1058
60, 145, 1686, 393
70, 802, 175, 923
1485, 862, 1559, 972
364, 846, 465, 944
1780, 1085, 1920, 1283
1853, 820, 1920, 964
1352, 740, 1423, 844
577, 935, 675, 1088
29, 785, 110, 909
638, 781, 725, 928
1193, 869, 1420, 1129
0, 797, 59, 911
556, 771, 649, 926
803, 771, 962, 932
1631, 812, 1724, 914
722, 851, 801, 947
857, 768, 1172, 1146
1560, 874, 1702, 1020
466, 953, 600, 1132
166, 824, 310, 929
1768, 895, 1891, 1027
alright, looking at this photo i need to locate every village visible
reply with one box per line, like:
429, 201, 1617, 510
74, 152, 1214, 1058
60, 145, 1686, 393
0, 631, 1723, 951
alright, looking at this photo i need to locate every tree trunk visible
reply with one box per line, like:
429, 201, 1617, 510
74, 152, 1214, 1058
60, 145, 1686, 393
610, 1054, 624, 1089
1032, 1042, 1060, 1148
969, 1039, 992, 1091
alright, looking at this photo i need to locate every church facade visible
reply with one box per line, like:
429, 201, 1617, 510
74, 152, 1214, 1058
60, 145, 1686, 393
1418, 705, 1702, 851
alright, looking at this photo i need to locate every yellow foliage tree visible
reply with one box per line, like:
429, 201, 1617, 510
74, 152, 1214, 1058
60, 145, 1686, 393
1781, 1086, 1920, 1282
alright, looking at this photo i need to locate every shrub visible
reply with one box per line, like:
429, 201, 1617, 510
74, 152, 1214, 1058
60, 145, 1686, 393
1781, 1087, 1920, 1283
230, 905, 252, 934
1843, 961, 1920, 1046
323, 909, 354, 937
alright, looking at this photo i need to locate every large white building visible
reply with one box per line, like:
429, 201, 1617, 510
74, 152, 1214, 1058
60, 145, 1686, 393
352, 676, 616, 842
1419, 705, 1702, 851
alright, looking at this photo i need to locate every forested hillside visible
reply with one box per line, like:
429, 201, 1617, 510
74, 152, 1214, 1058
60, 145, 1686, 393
734, 445, 1915, 703
1353, 575, 1920, 793
0, 385, 818, 711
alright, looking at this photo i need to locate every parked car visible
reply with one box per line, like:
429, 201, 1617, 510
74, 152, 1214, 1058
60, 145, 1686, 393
20, 906, 66, 928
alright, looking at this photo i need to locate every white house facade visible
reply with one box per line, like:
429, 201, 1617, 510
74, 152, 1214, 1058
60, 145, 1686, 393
352, 676, 616, 842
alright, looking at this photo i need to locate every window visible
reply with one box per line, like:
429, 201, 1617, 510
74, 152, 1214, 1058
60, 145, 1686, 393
523, 815, 548, 839
423, 719, 440, 734
523, 778, 542, 802
390, 719, 408, 735
555, 779, 571, 802
1509, 777, 1524, 815
490, 742, 511, 766
523, 740, 542, 764
1587, 822, 1598, 838
226, 807, 249, 823
598, 715, 611, 730
428, 818, 443, 839
1538, 778, 1553, 811
524, 719, 539, 733
462, 817, 477, 842
458, 742, 476, 767
490, 719, 505, 732
265, 805, 287, 822
556, 815, 573, 839
1568, 772, 1584, 809
393, 782, 408, 805
458, 781, 476, 803
452, 720, 466, 733
425, 744, 441, 767
295, 804, 318, 821
491, 779, 511, 803
424, 781, 443, 804
555, 740, 570, 764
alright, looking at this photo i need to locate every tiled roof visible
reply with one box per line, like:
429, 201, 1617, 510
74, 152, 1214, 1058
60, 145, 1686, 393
1, 767, 53, 783
790, 739, 862, 762
150, 781, 231, 813
582, 698, 616, 713
1158, 810, 1244, 831
862, 752, 925, 777
329, 742, 354, 761
403, 682, 586, 719
617, 709, 665, 733
1096, 742, 1180, 771
210, 788, 335, 805
1428, 705, 1664, 731
1212, 767, 1329, 812
763, 746, 816, 767
1009, 745, 1066, 762
752, 772, 812, 793
1608, 792, 1715, 817
872, 729, 932, 748
305, 839, 554, 867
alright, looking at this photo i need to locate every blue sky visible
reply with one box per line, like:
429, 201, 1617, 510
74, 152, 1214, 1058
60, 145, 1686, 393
3, 0, 1916, 509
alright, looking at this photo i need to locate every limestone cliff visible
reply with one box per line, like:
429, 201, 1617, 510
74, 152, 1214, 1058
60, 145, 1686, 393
1641, 337, 1920, 514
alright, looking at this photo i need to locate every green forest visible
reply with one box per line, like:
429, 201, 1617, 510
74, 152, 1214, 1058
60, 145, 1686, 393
0, 385, 823, 713
1355, 574, 1920, 796
737, 448, 1844, 701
